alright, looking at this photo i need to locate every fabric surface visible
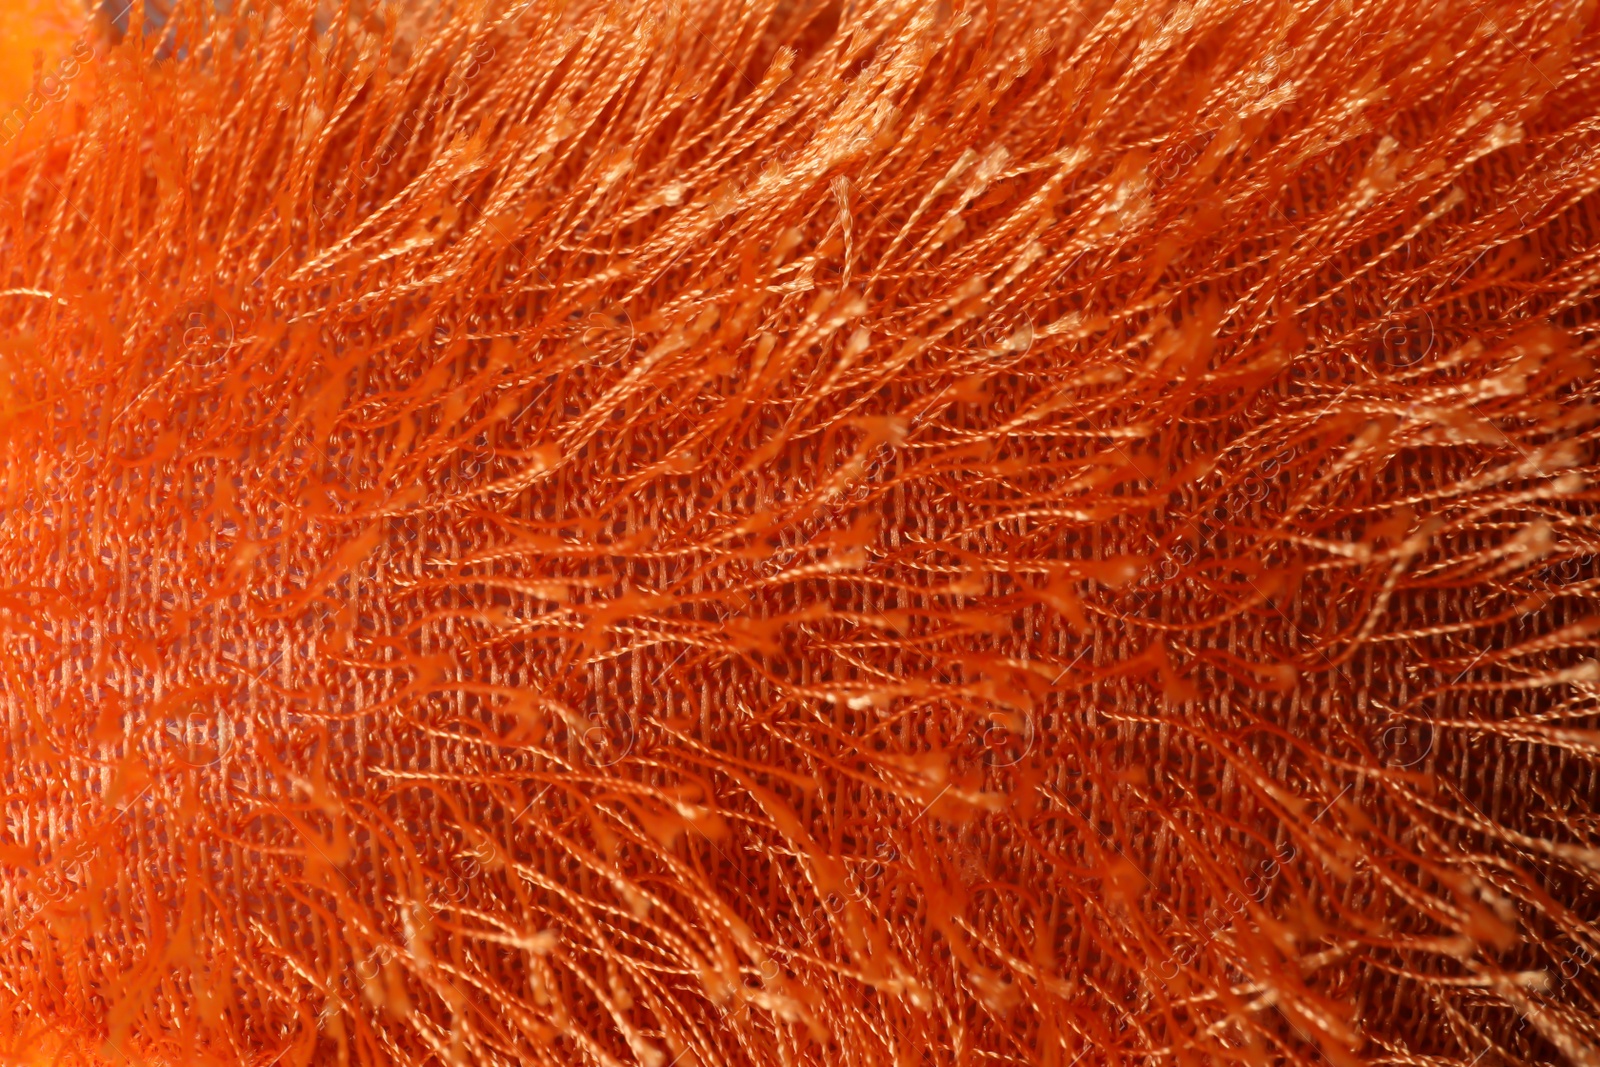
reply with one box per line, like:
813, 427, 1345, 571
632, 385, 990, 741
1, 1, 1599, 1065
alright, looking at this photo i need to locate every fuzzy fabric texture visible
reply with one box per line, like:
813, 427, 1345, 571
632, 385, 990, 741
2, 1, 1600, 1066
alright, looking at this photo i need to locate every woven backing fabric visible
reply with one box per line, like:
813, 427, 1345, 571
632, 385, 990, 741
2, 0, 1599, 1064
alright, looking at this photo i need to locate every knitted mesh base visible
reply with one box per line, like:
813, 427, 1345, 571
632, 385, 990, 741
2, 1, 1599, 1066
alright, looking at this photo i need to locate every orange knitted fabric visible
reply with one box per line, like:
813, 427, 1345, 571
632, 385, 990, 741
2, 1, 1599, 1066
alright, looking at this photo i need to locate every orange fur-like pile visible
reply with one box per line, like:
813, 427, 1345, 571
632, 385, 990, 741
2, 1, 1600, 1066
